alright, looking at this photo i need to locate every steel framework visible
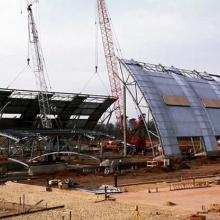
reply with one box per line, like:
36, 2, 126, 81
138, 61, 220, 81
117, 59, 162, 157
0, 88, 116, 131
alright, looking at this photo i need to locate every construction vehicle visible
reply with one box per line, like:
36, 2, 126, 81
103, 139, 136, 155
128, 116, 148, 153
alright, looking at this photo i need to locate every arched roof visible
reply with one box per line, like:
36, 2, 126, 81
122, 59, 220, 156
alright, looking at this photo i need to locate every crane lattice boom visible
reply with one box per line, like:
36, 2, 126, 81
97, 0, 123, 126
27, 4, 52, 128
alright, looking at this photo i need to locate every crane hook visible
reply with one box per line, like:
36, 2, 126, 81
27, 58, 30, 65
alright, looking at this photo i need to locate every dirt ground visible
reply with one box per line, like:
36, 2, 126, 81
0, 182, 190, 220
24, 158, 220, 189
115, 184, 220, 212
1, 159, 220, 219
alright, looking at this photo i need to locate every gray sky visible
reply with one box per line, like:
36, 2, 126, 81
0, 0, 220, 118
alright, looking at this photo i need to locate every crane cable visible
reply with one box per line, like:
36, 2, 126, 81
6, 2, 29, 89
79, 15, 97, 93
80, 72, 97, 94
35, 1, 53, 92
80, 2, 110, 95
95, 2, 99, 74
94, 3, 110, 95
6, 64, 29, 89
20, 0, 23, 14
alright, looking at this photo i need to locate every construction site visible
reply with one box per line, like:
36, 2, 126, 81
1, 0, 220, 219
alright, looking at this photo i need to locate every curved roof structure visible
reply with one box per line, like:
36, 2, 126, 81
0, 88, 115, 131
121, 59, 220, 157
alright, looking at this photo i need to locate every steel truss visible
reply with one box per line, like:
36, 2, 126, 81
137, 60, 220, 81
117, 59, 163, 158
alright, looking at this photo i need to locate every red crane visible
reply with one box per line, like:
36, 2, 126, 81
97, 0, 123, 126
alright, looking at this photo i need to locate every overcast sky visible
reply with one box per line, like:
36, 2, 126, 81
0, 0, 220, 118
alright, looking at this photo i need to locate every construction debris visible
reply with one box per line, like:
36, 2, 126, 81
48, 179, 61, 186
48, 178, 76, 189
26, 199, 44, 212
95, 185, 121, 194
58, 179, 76, 189
0, 205, 65, 219
164, 201, 176, 206
189, 214, 206, 220
214, 177, 220, 185
95, 185, 116, 203
208, 203, 220, 213
0, 197, 65, 219
170, 181, 210, 191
